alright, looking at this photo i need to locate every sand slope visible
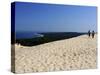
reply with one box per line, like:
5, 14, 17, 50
15, 35, 97, 73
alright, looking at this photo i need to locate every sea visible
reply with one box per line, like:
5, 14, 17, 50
16, 31, 86, 39
16, 32, 44, 39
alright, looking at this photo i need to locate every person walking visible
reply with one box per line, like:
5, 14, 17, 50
92, 30, 95, 38
88, 30, 91, 38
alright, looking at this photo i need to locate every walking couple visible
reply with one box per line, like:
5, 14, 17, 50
88, 30, 95, 38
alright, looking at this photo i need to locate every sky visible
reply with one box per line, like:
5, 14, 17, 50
15, 2, 97, 32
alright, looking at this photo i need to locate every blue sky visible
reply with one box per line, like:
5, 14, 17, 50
15, 2, 97, 32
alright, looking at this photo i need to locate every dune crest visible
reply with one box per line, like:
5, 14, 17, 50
15, 34, 97, 73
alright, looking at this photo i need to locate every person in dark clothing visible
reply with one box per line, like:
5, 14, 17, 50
92, 30, 95, 38
88, 30, 91, 38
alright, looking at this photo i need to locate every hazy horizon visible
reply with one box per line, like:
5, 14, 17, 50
15, 31, 89, 33
14, 2, 97, 33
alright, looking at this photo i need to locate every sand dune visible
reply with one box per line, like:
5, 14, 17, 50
14, 34, 97, 73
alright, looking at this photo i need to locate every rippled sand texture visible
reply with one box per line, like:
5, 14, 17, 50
15, 35, 97, 73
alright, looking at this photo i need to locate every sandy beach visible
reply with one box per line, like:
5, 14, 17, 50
14, 34, 97, 73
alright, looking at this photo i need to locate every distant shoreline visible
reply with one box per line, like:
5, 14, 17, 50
15, 32, 87, 46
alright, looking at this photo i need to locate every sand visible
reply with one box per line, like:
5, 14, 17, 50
14, 34, 97, 73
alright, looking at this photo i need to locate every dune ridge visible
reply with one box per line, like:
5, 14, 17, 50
14, 34, 97, 73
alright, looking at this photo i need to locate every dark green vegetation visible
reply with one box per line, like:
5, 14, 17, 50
16, 32, 86, 46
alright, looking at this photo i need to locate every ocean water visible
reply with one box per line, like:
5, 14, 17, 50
16, 32, 44, 39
